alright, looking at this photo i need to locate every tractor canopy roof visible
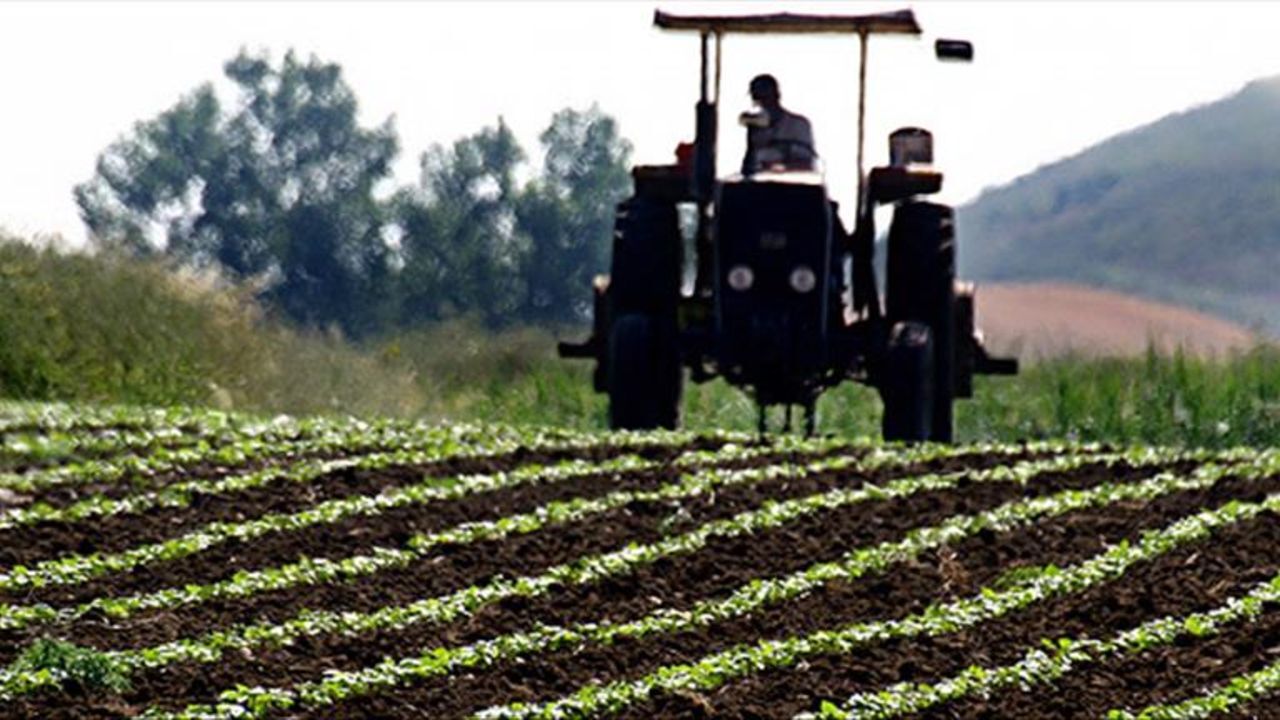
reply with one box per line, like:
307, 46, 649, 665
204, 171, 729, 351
653, 9, 921, 36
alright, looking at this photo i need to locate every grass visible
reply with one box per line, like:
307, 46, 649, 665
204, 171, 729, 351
0, 235, 423, 417
10, 639, 130, 694
1, 234, 1276, 447
403, 339, 1280, 448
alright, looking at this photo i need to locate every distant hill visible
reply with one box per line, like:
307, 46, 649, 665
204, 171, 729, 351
974, 282, 1260, 361
958, 77, 1280, 334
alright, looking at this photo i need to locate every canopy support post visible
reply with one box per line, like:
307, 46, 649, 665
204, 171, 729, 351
855, 28, 869, 220
700, 31, 710, 102
714, 31, 723, 104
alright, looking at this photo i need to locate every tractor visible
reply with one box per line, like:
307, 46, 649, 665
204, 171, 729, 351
558, 9, 1017, 441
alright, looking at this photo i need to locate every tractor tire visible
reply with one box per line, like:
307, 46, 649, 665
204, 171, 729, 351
885, 201, 956, 442
609, 198, 682, 318
608, 313, 682, 430
880, 321, 935, 443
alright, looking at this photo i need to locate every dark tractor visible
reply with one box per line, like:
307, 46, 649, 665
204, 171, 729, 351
559, 9, 1017, 441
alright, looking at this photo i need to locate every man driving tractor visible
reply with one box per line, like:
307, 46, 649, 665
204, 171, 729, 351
740, 73, 817, 174
558, 9, 1017, 441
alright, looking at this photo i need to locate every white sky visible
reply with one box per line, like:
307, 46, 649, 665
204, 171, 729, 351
4, 1, 1280, 243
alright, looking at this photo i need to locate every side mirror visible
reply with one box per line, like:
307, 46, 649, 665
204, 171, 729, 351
935, 39, 973, 62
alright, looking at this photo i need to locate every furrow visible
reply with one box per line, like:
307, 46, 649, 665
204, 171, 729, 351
0, 430, 768, 595
0, 439, 844, 629
299, 453, 1264, 719
460, 461, 1280, 720
811, 571, 1280, 719
0, 440, 1064, 702
152, 453, 1184, 712
136, 449, 1268, 719
0, 454, 660, 600
0, 414, 350, 496
1107, 656, 1280, 720
614, 503, 1280, 720
15, 443, 1062, 611
0, 435, 715, 568
0, 419, 609, 507
21, 451, 1115, 707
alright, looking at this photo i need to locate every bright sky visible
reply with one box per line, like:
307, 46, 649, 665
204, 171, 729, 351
5, 1, 1280, 244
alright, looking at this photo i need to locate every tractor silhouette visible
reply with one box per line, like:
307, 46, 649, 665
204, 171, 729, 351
560, 9, 1017, 440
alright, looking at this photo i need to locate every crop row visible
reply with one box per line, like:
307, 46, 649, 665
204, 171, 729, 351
0, 440, 1098, 696
0, 451, 674, 592
0, 424, 475, 529
811, 567, 1280, 718
0, 440, 793, 628
0, 449, 1118, 698
0, 405, 347, 473
0, 450, 846, 695
0, 437, 984, 631
0, 416, 740, 533
0, 407, 294, 480
127, 448, 1269, 719
1109, 658, 1280, 719
0, 401, 249, 436
0, 415, 606, 497
466, 462, 1280, 720
0, 439, 1063, 621
0, 405, 362, 469
8, 439, 1088, 635
0, 417, 410, 495
2, 425, 209, 468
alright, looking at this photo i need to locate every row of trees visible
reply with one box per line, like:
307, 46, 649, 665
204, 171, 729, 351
75, 50, 632, 337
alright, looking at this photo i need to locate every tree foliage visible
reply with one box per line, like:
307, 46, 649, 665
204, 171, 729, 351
395, 107, 631, 327
77, 49, 399, 337
394, 120, 527, 327
516, 107, 632, 325
77, 50, 632, 336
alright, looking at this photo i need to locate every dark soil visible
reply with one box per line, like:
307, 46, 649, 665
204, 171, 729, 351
922, 594, 1280, 718
94, 452, 1095, 710
0, 448, 1018, 655
2, 426, 341, 508
0, 439, 753, 608
5, 450, 1048, 715
626, 509, 1280, 720
9, 448, 1271, 720
0, 438, 720, 568
282, 471, 1277, 720
10, 444, 362, 512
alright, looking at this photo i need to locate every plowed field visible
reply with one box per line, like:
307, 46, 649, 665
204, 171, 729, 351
0, 401, 1277, 719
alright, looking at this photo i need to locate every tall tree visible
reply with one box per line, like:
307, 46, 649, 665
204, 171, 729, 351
75, 85, 224, 257
394, 107, 631, 327
515, 105, 632, 324
75, 49, 398, 336
394, 118, 526, 327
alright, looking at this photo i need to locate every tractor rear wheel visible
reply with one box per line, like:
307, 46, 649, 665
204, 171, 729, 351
885, 201, 956, 442
880, 321, 935, 443
608, 313, 682, 430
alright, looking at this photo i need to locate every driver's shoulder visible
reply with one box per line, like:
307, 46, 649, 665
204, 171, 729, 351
780, 109, 813, 130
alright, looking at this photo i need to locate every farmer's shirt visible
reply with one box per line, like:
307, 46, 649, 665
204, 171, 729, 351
743, 108, 816, 174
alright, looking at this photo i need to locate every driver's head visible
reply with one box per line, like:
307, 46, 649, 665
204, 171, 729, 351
749, 74, 781, 108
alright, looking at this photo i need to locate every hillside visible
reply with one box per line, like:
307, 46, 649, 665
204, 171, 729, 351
974, 282, 1259, 360
958, 76, 1280, 333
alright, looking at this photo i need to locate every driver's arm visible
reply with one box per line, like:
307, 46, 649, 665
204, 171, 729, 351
742, 126, 761, 175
